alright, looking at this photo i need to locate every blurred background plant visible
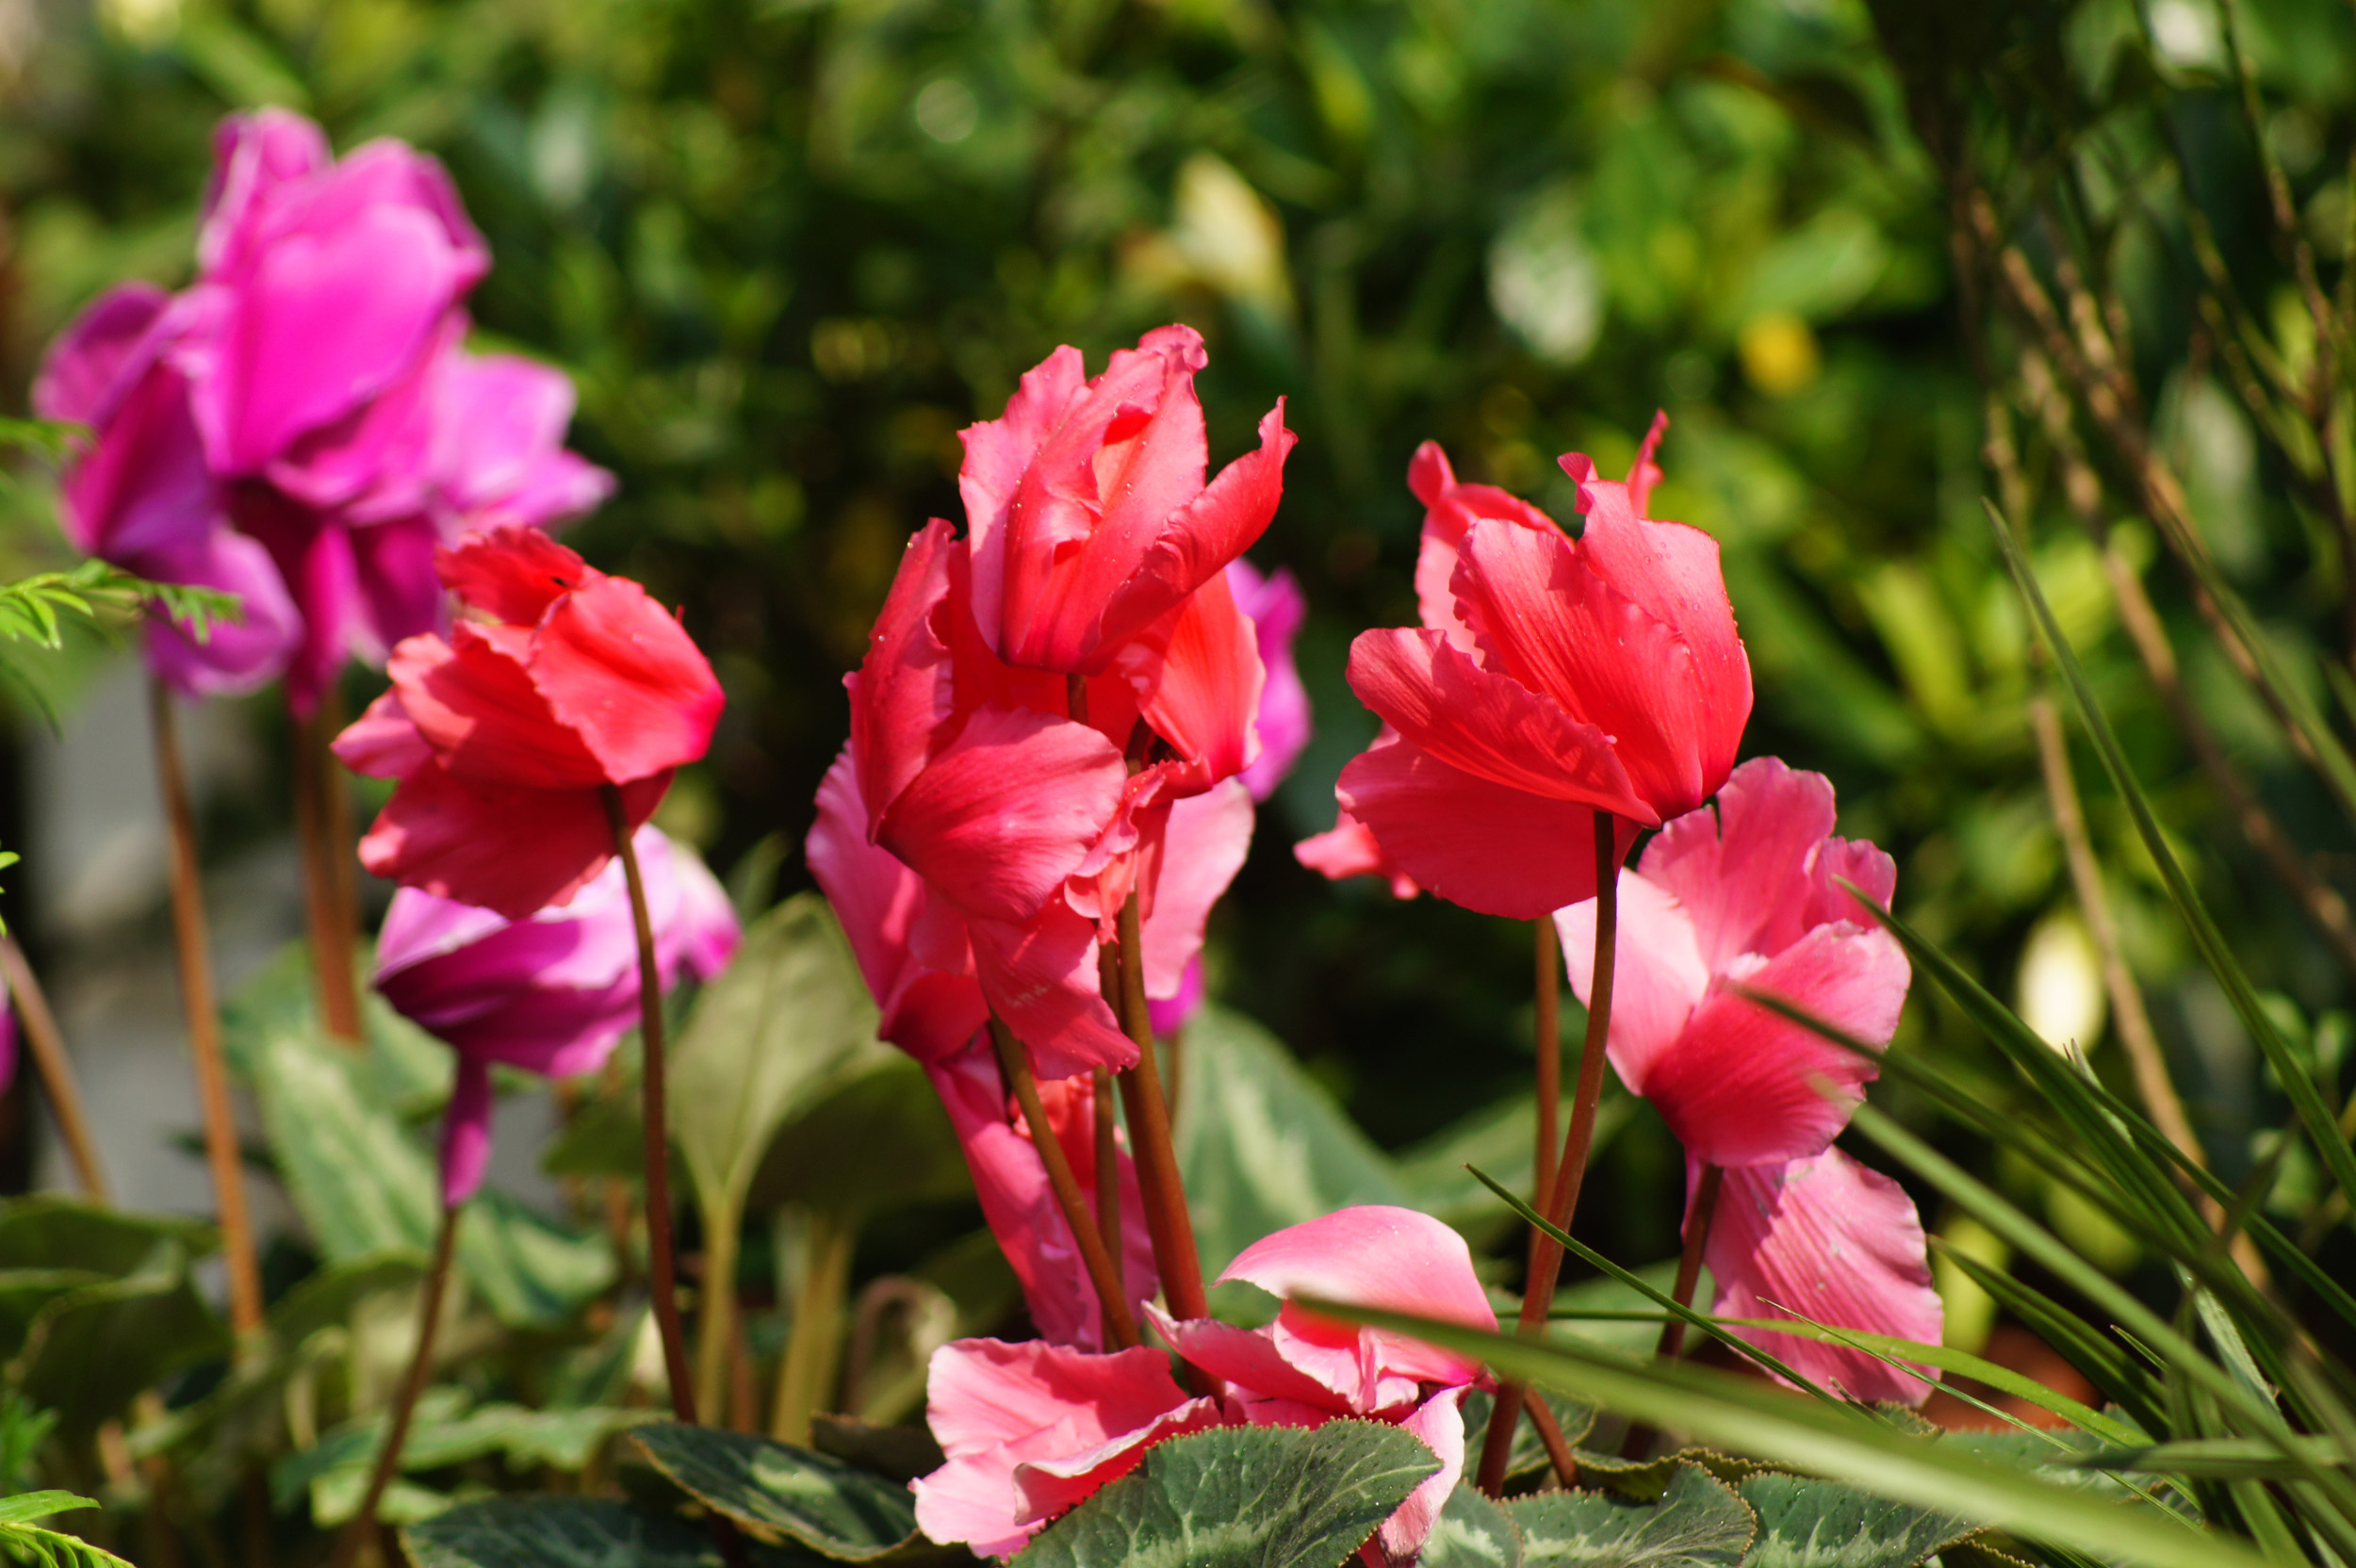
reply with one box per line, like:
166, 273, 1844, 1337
0, 0, 2353, 1560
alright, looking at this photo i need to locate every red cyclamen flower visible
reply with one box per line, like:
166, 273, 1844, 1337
335, 528, 723, 919
1333, 416, 1750, 918
961, 324, 1294, 675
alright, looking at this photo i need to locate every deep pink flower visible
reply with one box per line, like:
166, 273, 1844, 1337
375, 825, 739, 1204
1557, 756, 1909, 1168
960, 325, 1295, 676
335, 529, 724, 920
1333, 420, 1748, 919
1704, 1150, 1942, 1405
1227, 558, 1310, 802
174, 108, 487, 490
915, 1205, 1494, 1564
833, 514, 1261, 1076
33, 284, 303, 694
927, 1046, 1158, 1350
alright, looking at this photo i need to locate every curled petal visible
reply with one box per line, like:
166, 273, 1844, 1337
1294, 804, 1419, 900
532, 574, 726, 781
436, 525, 593, 625
1406, 440, 1557, 656
1373, 1390, 1470, 1567
334, 688, 433, 777
1111, 567, 1265, 793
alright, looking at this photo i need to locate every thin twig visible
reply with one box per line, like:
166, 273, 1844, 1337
1090, 1064, 1124, 1347
0, 936, 107, 1201
151, 678, 264, 1341
327, 1203, 457, 1568
1533, 918, 1561, 1212
1479, 812, 1621, 1494
1110, 892, 1210, 1331
605, 790, 698, 1424
1523, 1389, 1579, 1490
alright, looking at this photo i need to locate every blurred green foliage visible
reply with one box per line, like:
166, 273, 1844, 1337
4, 0, 2356, 1321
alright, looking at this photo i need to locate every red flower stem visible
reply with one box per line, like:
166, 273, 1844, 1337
1523, 1389, 1579, 1489
989, 1017, 1139, 1348
1620, 1162, 1724, 1461
290, 699, 364, 1044
151, 678, 266, 1343
1091, 1064, 1125, 1341
1111, 892, 1213, 1332
328, 1201, 458, 1568
604, 787, 699, 1424
1477, 810, 1622, 1494
0, 935, 107, 1201
1532, 917, 1561, 1217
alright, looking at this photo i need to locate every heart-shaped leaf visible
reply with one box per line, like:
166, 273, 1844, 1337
1735, 1472, 1975, 1567
631, 1422, 922, 1560
1504, 1462, 1757, 1567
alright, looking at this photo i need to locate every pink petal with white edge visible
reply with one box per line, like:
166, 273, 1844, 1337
1708, 1150, 1942, 1406
1558, 870, 1710, 1098
912, 1337, 1208, 1559
1642, 923, 1910, 1168
1219, 1205, 1496, 1394
1139, 779, 1253, 999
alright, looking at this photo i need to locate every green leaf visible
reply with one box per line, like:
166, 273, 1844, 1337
1174, 1005, 1409, 1316
1735, 1472, 1974, 1567
455, 1190, 615, 1330
278, 1390, 654, 1526
672, 893, 886, 1225
9, 1233, 228, 1439
1012, 1420, 1442, 1568
404, 1496, 811, 1567
1420, 1483, 1523, 1567
0, 1495, 90, 1527
745, 1054, 969, 1220
1294, 1301, 2259, 1568
630, 1423, 921, 1560
0, 1515, 134, 1568
1505, 1462, 1756, 1566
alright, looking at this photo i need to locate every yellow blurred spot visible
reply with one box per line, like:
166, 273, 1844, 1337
1739, 311, 1821, 397
1933, 1215, 2008, 1353
1170, 155, 1293, 318
2017, 908, 2106, 1055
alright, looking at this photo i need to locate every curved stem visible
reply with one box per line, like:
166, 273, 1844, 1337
1620, 1163, 1724, 1461
1523, 1389, 1579, 1490
603, 789, 698, 1424
151, 678, 264, 1341
1478, 811, 1621, 1494
1091, 1065, 1125, 1344
0, 936, 107, 1201
1111, 890, 1209, 1327
990, 1018, 1138, 1348
328, 1202, 458, 1568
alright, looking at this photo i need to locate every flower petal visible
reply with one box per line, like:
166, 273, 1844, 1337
356, 760, 668, 921
1557, 869, 1710, 1100
1228, 559, 1311, 801
1110, 566, 1265, 792
531, 574, 724, 783
967, 902, 1136, 1078
438, 1055, 495, 1208
1640, 756, 1839, 972
437, 525, 593, 625
1406, 440, 1558, 657
1336, 731, 1634, 920
390, 628, 608, 790
1139, 779, 1253, 999
1641, 922, 1910, 1168
1708, 1150, 1942, 1405
1346, 626, 1649, 820
1373, 1389, 1469, 1568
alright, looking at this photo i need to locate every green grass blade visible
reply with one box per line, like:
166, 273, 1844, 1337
1294, 1299, 2258, 1568
1464, 1165, 1843, 1404
1987, 499, 2356, 1233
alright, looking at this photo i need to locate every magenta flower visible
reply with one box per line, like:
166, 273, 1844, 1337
1227, 557, 1310, 802
33, 284, 303, 695
374, 825, 739, 1205
913, 1205, 1495, 1564
1558, 756, 1936, 1400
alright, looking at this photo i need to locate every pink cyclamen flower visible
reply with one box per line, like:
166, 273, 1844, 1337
915, 1205, 1495, 1564
375, 825, 739, 1205
961, 324, 1295, 675
33, 284, 303, 695
1332, 418, 1749, 919
1706, 1150, 1942, 1404
1557, 755, 1909, 1168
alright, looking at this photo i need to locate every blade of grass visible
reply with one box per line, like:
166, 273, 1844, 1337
2062, 1436, 2350, 1478
1295, 1299, 2258, 1568
1937, 1241, 2168, 1431
1987, 498, 2356, 1232
1464, 1164, 1846, 1406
